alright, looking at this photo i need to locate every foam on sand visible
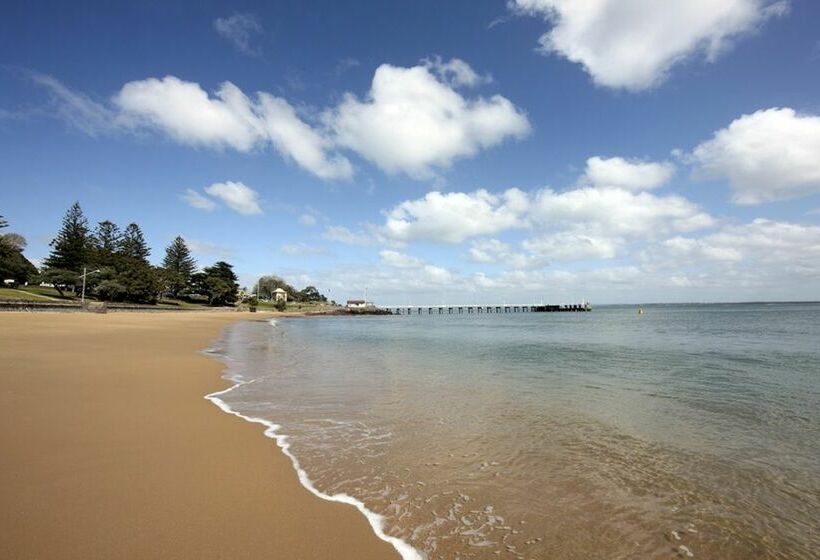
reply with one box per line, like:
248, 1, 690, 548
205, 371, 424, 560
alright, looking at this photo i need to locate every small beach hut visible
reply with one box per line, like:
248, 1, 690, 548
274, 288, 288, 303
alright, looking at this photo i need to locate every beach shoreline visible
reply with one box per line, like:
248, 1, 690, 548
0, 311, 400, 560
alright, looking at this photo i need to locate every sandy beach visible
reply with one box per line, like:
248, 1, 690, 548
0, 311, 399, 560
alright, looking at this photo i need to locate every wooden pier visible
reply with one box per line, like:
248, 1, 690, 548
385, 302, 591, 315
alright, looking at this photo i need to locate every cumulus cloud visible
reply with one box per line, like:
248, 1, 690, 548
186, 239, 235, 259
277, 216, 820, 303
379, 250, 454, 284
642, 219, 820, 288
280, 243, 328, 256
255, 93, 354, 180
213, 13, 263, 56
323, 225, 372, 245
182, 188, 218, 211
690, 219, 820, 266
654, 236, 743, 263
522, 232, 621, 260
324, 61, 530, 178
188, 181, 263, 215
581, 156, 675, 191
423, 56, 493, 87
469, 239, 549, 269
379, 250, 425, 268
115, 77, 262, 150
33, 60, 523, 182
512, 0, 789, 90
382, 189, 529, 243
691, 107, 820, 204
530, 187, 714, 237
378, 183, 713, 268
114, 76, 353, 180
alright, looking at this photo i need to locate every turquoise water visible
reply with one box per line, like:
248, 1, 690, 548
213, 303, 820, 559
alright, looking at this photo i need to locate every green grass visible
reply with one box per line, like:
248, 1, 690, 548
156, 298, 211, 309
15, 286, 78, 300
0, 288, 65, 302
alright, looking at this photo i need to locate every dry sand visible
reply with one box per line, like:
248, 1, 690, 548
0, 311, 400, 560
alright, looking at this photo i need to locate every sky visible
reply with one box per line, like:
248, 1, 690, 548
1, 0, 819, 305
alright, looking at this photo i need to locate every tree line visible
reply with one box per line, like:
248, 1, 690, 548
255, 275, 328, 304
2, 202, 239, 305
2, 203, 332, 308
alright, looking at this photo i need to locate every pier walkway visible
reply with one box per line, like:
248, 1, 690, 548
385, 303, 591, 315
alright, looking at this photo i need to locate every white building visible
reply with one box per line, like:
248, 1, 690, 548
274, 288, 288, 303
346, 299, 369, 308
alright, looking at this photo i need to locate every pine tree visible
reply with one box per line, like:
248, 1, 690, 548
162, 236, 197, 297
194, 261, 239, 306
43, 202, 91, 273
91, 220, 122, 268
119, 223, 150, 263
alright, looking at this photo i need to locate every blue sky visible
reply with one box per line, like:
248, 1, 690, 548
2, 0, 819, 304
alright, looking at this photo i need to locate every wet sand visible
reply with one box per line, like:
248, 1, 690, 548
0, 311, 399, 560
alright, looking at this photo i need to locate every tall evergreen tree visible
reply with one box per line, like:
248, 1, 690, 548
119, 223, 150, 263
91, 220, 122, 268
162, 236, 197, 297
193, 261, 239, 306
43, 202, 91, 273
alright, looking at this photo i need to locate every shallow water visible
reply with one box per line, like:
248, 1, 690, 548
212, 303, 820, 559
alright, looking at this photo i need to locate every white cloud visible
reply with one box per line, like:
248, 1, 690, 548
115, 77, 263, 150
213, 13, 262, 56
656, 236, 743, 263
695, 219, 820, 266
642, 219, 820, 288
324, 61, 530, 177
29, 72, 119, 136
204, 181, 262, 215
379, 250, 425, 268
382, 189, 529, 243
255, 93, 353, 180
379, 250, 454, 284
581, 156, 675, 191
522, 232, 621, 260
530, 187, 714, 237
468, 239, 548, 269
35, 61, 523, 182
298, 213, 318, 226
512, 0, 789, 90
422, 264, 455, 285
280, 243, 328, 256
182, 188, 217, 211
423, 56, 493, 87
186, 239, 235, 260
323, 225, 372, 245
114, 76, 352, 180
468, 239, 509, 263
692, 107, 820, 204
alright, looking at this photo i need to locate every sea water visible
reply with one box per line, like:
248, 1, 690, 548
209, 303, 820, 559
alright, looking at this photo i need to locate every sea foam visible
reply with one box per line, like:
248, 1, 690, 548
204, 348, 423, 560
